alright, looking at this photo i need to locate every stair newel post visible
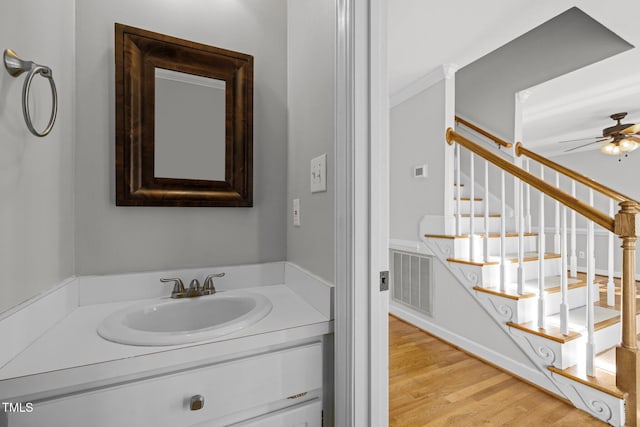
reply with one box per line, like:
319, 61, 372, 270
517, 178, 525, 295
560, 206, 569, 336
455, 143, 461, 236
500, 170, 507, 293
615, 201, 639, 427
570, 181, 578, 278
538, 166, 546, 330
607, 198, 615, 307
554, 172, 561, 254
484, 160, 490, 263
525, 158, 532, 234
469, 152, 476, 261
588, 190, 599, 303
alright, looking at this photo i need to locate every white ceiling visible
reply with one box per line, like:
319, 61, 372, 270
389, 0, 640, 157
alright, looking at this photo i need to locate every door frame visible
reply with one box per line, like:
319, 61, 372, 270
334, 0, 389, 425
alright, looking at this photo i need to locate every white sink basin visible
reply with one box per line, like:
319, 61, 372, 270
97, 291, 273, 346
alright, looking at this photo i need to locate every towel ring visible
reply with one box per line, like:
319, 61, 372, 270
3, 49, 58, 137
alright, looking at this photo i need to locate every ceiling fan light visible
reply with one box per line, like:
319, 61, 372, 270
619, 138, 639, 152
600, 142, 621, 155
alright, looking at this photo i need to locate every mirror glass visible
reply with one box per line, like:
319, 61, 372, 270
154, 68, 226, 181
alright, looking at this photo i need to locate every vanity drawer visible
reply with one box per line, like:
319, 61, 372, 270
9, 342, 323, 427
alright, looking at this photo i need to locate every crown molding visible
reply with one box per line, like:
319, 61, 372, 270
390, 63, 459, 108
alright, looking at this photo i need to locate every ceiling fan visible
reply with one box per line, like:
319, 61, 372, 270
559, 112, 640, 157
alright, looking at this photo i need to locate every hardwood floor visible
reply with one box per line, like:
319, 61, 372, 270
389, 315, 607, 426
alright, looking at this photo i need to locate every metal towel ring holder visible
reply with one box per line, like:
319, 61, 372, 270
3, 49, 58, 137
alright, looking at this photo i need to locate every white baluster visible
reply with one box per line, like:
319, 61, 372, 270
484, 160, 490, 263
607, 199, 615, 307
538, 167, 546, 330
469, 152, 475, 261
586, 194, 596, 376
456, 144, 461, 236
554, 172, 561, 254
588, 189, 598, 303
560, 206, 569, 336
525, 159, 532, 233
500, 170, 507, 292
517, 179, 525, 295
570, 181, 577, 278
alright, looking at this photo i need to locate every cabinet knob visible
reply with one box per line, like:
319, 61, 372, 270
190, 394, 205, 411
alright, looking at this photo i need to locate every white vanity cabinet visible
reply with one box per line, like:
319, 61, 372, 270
8, 341, 326, 427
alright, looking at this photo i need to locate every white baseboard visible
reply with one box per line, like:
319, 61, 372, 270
390, 301, 563, 398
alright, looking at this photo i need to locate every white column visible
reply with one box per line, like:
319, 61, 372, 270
607, 199, 615, 307
560, 206, 569, 336
484, 160, 490, 263
586, 193, 596, 376
524, 158, 532, 233
538, 167, 546, 330
554, 172, 561, 254
570, 181, 577, 278
455, 144, 461, 236
469, 152, 476, 261
517, 179, 525, 295
500, 170, 507, 292
588, 189, 598, 303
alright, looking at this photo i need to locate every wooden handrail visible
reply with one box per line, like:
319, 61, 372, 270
455, 116, 513, 149
446, 128, 615, 233
515, 142, 638, 205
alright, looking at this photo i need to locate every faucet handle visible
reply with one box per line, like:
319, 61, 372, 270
203, 272, 225, 295
160, 278, 185, 298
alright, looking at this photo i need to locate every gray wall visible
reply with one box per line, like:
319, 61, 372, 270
286, 0, 335, 283
0, 0, 75, 313
75, 0, 288, 274
390, 82, 446, 241
456, 7, 632, 141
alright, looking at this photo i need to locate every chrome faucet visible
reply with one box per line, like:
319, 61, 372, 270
160, 273, 225, 298
160, 278, 186, 298
203, 273, 225, 295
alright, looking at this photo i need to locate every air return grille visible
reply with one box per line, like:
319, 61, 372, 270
390, 249, 433, 316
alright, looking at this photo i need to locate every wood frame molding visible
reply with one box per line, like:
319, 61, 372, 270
115, 23, 253, 207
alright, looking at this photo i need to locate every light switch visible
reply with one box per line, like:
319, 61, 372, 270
414, 164, 428, 178
310, 154, 327, 193
293, 198, 300, 226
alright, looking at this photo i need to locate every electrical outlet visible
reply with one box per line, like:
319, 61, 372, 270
293, 198, 300, 226
414, 164, 428, 178
579, 251, 585, 259
310, 154, 327, 193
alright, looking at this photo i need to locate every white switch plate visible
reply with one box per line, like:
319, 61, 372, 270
310, 154, 327, 193
293, 198, 300, 226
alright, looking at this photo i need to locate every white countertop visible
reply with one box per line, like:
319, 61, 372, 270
0, 284, 333, 401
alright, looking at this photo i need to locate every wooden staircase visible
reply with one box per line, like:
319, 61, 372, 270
423, 184, 626, 425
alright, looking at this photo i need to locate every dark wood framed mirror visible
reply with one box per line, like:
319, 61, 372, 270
115, 23, 253, 207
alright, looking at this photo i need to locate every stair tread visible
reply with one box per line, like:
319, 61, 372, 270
472, 286, 536, 300
446, 252, 559, 267
455, 197, 483, 201
546, 305, 620, 331
548, 365, 623, 399
473, 276, 585, 300
506, 321, 582, 343
459, 213, 501, 218
522, 276, 586, 294
424, 232, 537, 240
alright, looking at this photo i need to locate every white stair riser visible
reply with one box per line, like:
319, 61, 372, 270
506, 257, 562, 280
457, 217, 503, 234
454, 199, 486, 215
542, 286, 587, 315
451, 235, 538, 260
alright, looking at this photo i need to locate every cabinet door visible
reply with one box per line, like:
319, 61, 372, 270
7, 342, 322, 427
229, 399, 322, 427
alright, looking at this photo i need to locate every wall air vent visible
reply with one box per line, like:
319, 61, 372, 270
390, 249, 433, 316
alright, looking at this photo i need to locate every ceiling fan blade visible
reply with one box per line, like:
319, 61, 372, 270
557, 136, 601, 144
621, 123, 640, 134
564, 140, 605, 152
627, 135, 640, 143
